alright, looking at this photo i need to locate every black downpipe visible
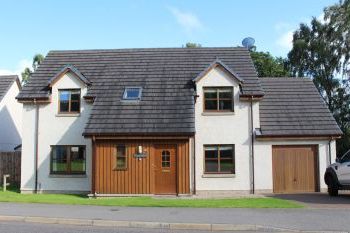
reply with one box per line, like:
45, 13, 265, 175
34, 101, 39, 193
250, 97, 255, 194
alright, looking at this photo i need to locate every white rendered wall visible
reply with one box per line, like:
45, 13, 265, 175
194, 67, 260, 192
0, 81, 22, 151
20, 72, 92, 193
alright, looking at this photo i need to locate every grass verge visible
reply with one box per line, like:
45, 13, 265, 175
0, 187, 302, 208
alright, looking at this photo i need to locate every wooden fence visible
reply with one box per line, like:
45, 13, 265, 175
0, 152, 21, 186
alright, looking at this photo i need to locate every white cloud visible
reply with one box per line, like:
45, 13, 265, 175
168, 6, 203, 33
0, 59, 32, 81
276, 30, 294, 50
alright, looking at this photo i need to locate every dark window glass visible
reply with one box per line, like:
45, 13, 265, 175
59, 89, 81, 113
51, 146, 68, 173
51, 146, 85, 174
59, 101, 69, 112
162, 150, 171, 168
70, 101, 80, 112
205, 100, 217, 110
71, 91, 80, 101
204, 147, 218, 159
115, 145, 127, 170
220, 146, 234, 173
219, 100, 232, 110
70, 146, 86, 173
219, 89, 232, 99
204, 90, 217, 99
205, 159, 218, 173
204, 145, 235, 174
203, 87, 233, 111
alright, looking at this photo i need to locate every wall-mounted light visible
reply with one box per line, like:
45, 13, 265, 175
138, 145, 143, 154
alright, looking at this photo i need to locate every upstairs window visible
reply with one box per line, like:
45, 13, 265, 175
123, 87, 142, 100
203, 87, 233, 112
59, 89, 81, 113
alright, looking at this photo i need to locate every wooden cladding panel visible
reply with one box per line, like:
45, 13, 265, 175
272, 145, 317, 193
177, 141, 190, 194
94, 140, 190, 194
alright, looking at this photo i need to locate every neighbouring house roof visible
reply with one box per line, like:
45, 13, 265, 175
258, 77, 342, 138
17, 47, 263, 136
0, 75, 20, 102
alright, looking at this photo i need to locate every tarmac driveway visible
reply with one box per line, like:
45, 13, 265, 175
271, 192, 350, 208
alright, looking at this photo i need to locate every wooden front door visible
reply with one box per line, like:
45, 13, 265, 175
154, 145, 177, 194
272, 145, 318, 193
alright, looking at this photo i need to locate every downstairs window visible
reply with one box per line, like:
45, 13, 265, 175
50, 145, 86, 174
204, 145, 235, 174
114, 145, 127, 170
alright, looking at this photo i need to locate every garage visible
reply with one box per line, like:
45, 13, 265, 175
272, 145, 318, 193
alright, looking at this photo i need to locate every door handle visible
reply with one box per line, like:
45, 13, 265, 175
347, 164, 350, 167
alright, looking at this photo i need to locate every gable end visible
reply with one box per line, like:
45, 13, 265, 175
48, 65, 91, 87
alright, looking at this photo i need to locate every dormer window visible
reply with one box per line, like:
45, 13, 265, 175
123, 87, 142, 100
203, 87, 234, 112
58, 89, 81, 113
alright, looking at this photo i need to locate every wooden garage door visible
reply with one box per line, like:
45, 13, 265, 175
272, 145, 318, 193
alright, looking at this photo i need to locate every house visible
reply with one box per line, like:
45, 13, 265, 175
17, 47, 342, 195
0, 75, 22, 151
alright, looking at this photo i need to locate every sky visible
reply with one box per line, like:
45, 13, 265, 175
0, 0, 338, 76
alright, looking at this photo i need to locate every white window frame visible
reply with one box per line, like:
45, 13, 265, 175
123, 87, 142, 100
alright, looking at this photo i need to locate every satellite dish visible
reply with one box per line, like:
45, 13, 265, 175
242, 37, 255, 49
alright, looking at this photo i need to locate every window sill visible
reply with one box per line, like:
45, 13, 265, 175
202, 174, 236, 178
202, 112, 235, 116
56, 113, 80, 117
49, 174, 87, 178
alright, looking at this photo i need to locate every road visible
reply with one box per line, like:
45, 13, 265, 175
0, 202, 350, 232
0, 221, 252, 233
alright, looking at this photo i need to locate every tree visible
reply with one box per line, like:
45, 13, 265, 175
32, 54, 44, 71
185, 42, 202, 48
325, 0, 350, 74
21, 54, 44, 84
333, 84, 350, 154
250, 50, 291, 77
21, 68, 32, 84
288, 18, 342, 113
288, 17, 350, 155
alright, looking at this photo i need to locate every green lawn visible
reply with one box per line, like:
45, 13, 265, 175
0, 188, 302, 208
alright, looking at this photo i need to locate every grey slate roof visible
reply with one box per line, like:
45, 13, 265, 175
259, 77, 342, 137
0, 75, 19, 102
17, 47, 263, 135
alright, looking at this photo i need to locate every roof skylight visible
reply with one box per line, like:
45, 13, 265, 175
123, 87, 142, 100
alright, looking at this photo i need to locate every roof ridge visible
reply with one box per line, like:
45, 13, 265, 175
48, 46, 248, 54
